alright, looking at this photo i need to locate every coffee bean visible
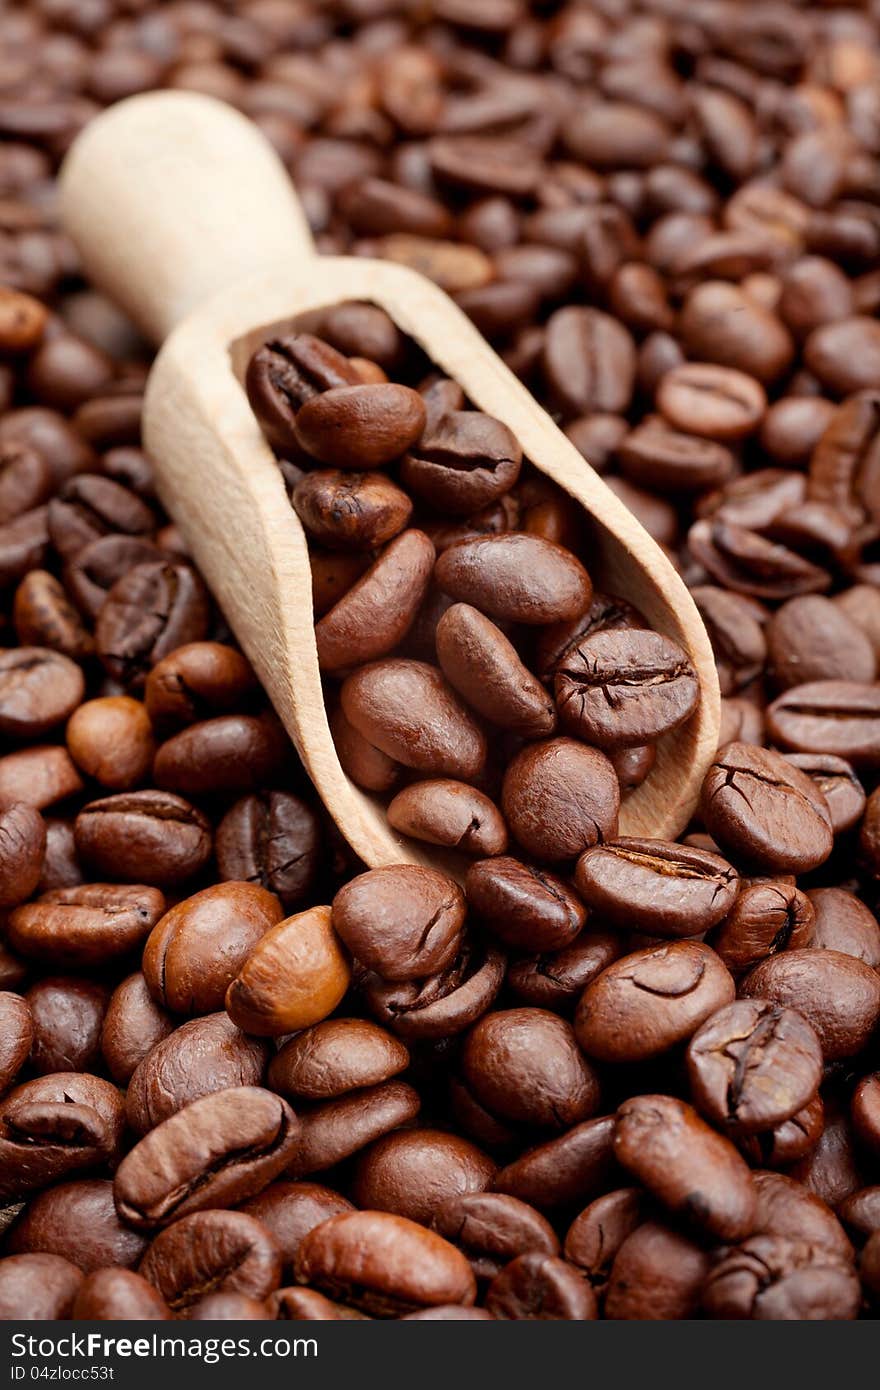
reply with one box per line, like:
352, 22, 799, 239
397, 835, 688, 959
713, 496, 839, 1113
433, 1192, 558, 1281
0, 745, 84, 810
494, 1115, 617, 1212
768, 597, 876, 691
115, 1086, 299, 1229
25, 977, 107, 1075
138, 1211, 282, 1314
807, 888, 880, 968
604, 1222, 710, 1321
294, 1210, 476, 1316
0, 802, 45, 907
240, 1182, 354, 1277
740, 949, 880, 1061
700, 742, 833, 873
751, 1171, 852, 1258
0, 1253, 82, 1320
144, 641, 257, 728
13, 569, 93, 661
435, 533, 592, 625
555, 629, 699, 748
852, 1076, 880, 1156
153, 711, 289, 795
768, 681, 880, 767
125, 1013, 268, 1136
226, 905, 351, 1036
293, 469, 412, 551
575, 838, 738, 937
501, 738, 619, 862
246, 333, 362, 455
387, 780, 508, 856
332, 866, 465, 982
804, 317, 880, 396
618, 416, 735, 492
680, 281, 794, 384
353, 1128, 495, 1226
100, 971, 174, 1085
71, 1268, 170, 1321
340, 659, 487, 779
435, 603, 555, 737
657, 363, 766, 439
465, 856, 585, 952
47, 474, 154, 561
0, 647, 84, 737
7, 1178, 147, 1273
74, 790, 212, 887
0, 992, 32, 1093
401, 412, 521, 516
486, 1252, 598, 1320
564, 1188, 644, 1290
268, 1019, 407, 1102
0, 445, 52, 526
0, 1072, 124, 1202
95, 560, 211, 690
576, 941, 735, 1064
215, 791, 320, 909
710, 879, 814, 975
462, 1008, 600, 1131
785, 755, 866, 835
362, 939, 505, 1042
507, 931, 623, 1011
703, 1235, 860, 1320
285, 1080, 421, 1179
64, 535, 164, 622
9, 883, 165, 968
687, 999, 823, 1133
294, 383, 426, 470
315, 529, 435, 672
66, 696, 155, 789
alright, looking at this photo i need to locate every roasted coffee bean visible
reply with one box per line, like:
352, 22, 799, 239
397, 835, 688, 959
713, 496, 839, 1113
25, 977, 108, 1075
703, 1235, 860, 1320
0, 745, 84, 810
710, 879, 814, 976
267, 1286, 362, 1320
657, 363, 766, 439
507, 931, 623, 1012
95, 560, 211, 690
240, 1183, 354, 1276
332, 866, 465, 982
285, 1080, 421, 1179
433, 1192, 558, 1281
100, 971, 174, 1085
687, 1000, 823, 1134
0, 992, 32, 1093
737, 1094, 826, 1171
353, 1128, 495, 1226
535, 592, 645, 684
555, 629, 699, 748
575, 838, 737, 938
268, 1019, 408, 1102
401, 412, 521, 516
494, 1115, 618, 1213
125, 1013, 268, 1136
387, 780, 507, 856
13, 569, 93, 661
0, 647, 84, 737
340, 660, 487, 780
435, 534, 592, 625
485, 1252, 597, 1320
688, 518, 830, 601
750, 1171, 851, 1259
0, 1254, 82, 1320
852, 1077, 880, 1155
604, 1222, 710, 1321
767, 681, 880, 767
293, 470, 412, 551
767, 596, 876, 691
153, 712, 289, 796
215, 791, 320, 909
64, 535, 164, 622
465, 857, 585, 952
330, 704, 402, 793
462, 1008, 600, 1132
0, 1072, 124, 1201
502, 738, 619, 863
9, 884, 165, 968
142, 882, 282, 1015
785, 756, 866, 836
71, 1268, 170, 1321
47, 474, 154, 561
295, 383, 426, 470
362, 940, 505, 1042
564, 1188, 644, 1290
7, 1179, 147, 1272
315, 530, 435, 673
294, 1211, 476, 1316
543, 306, 636, 416
0, 802, 45, 908
143, 641, 257, 729
807, 889, 880, 968
576, 941, 735, 1064
245, 333, 362, 455
226, 906, 351, 1036
615, 1094, 756, 1241
74, 790, 212, 887
618, 416, 735, 493
66, 697, 155, 790
740, 950, 880, 1061
435, 603, 555, 737
138, 1211, 282, 1314
700, 742, 833, 874
115, 1086, 299, 1229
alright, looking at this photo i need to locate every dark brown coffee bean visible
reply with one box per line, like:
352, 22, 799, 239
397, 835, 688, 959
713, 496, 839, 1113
64, 535, 164, 622
618, 415, 735, 493
9, 883, 165, 968
808, 391, 880, 526
680, 281, 794, 384
0, 1253, 82, 1320
0, 647, 84, 737
125, 1012, 268, 1136
804, 317, 880, 397
564, 1188, 644, 1290
142, 882, 282, 1015
688, 518, 831, 601
494, 1115, 617, 1212
153, 712, 289, 796
535, 591, 645, 684
71, 1268, 170, 1321
294, 383, 426, 470
615, 1093, 756, 1240
485, 1252, 597, 1320
25, 977, 107, 1075
0, 444, 51, 526
100, 971, 174, 1085
143, 641, 257, 729
700, 742, 833, 873
353, 1128, 495, 1226
332, 866, 464, 982
293, 470, 412, 550
387, 780, 507, 856
555, 629, 699, 748
225, 905, 351, 1036
433, 1191, 558, 1282
316, 529, 435, 672
0, 802, 45, 908
604, 1221, 710, 1320
13, 569, 93, 661
434, 515, 586, 614
465, 857, 585, 952
807, 888, 880, 968
576, 941, 735, 1063
0, 992, 32, 1093
852, 1076, 880, 1156
710, 879, 814, 975
7, 1179, 147, 1273
47, 473, 154, 561
240, 1182, 354, 1276
215, 791, 320, 909
785, 756, 866, 836
246, 333, 362, 455
740, 949, 880, 1061
751, 1171, 851, 1258
657, 363, 766, 439
462, 1008, 600, 1132
687, 999, 823, 1133
295, 1210, 476, 1316
362, 939, 505, 1042
74, 790, 212, 887
341, 659, 487, 779
768, 681, 880, 767
115, 1086, 299, 1229
703, 1235, 860, 1320
435, 603, 555, 737
575, 838, 737, 938
507, 931, 623, 1011
285, 1080, 421, 1179
138, 1210, 282, 1313
768, 597, 876, 691
0, 745, 84, 811
95, 560, 211, 690
268, 1019, 408, 1102
0, 1072, 124, 1202
502, 738, 619, 863
401, 411, 522, 516
66, 696, 155, 790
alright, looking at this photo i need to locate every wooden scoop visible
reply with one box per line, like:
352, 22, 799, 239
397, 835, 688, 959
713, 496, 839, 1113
59, 91, 720, 871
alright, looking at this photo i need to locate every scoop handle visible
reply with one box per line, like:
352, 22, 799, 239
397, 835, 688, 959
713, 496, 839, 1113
59, 91, 316, 344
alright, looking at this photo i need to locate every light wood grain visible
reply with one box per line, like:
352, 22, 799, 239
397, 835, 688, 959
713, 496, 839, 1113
60, 92, 720, 876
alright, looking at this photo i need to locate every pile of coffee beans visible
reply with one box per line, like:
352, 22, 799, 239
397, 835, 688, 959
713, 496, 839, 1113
0, 0, 879, 1323
246, 317, 701, 861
